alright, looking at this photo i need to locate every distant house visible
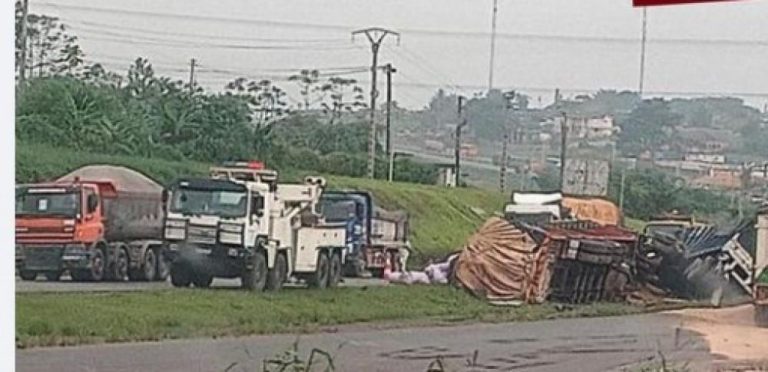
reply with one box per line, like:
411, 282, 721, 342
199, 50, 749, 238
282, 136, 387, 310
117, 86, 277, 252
540, 115, 617, 147
690, 167, 743, 190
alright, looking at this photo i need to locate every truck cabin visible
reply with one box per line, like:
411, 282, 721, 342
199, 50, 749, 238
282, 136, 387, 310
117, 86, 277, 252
15, 181, 109, 222
318, 191, 372, 242
165, 178, 265, 221
643, 214, 700, 237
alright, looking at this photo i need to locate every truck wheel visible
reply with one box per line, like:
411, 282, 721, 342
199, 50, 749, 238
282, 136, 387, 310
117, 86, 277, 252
192, 273, 213, 288
242, 252, 267, 291
266, 253, 287, 291
170, 263, 192, 288
141, 249, 157, 281
111, 248, 130, 282
89, 248, 106, 281
328, 252, 342, 288
19, 270, 37, 281
44, 270, 63, 282
309, 252, 330, 289
155, 250, 170, 281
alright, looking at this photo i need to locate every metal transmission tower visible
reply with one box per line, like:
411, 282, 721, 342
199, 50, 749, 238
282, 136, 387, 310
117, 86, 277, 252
488, 0, 499, 91
638, 7, 648, 96
352, 27, 400, 179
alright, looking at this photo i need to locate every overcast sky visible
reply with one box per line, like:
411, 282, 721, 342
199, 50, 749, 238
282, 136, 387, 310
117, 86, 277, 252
31, 0, 768, 109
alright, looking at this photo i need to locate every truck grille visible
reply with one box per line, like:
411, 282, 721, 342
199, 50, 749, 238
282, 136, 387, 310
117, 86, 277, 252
24, 246, 63, 269
187, 225, 217, 245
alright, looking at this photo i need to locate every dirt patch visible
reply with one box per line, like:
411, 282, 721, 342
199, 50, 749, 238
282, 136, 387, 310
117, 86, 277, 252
667, 305, 768, 364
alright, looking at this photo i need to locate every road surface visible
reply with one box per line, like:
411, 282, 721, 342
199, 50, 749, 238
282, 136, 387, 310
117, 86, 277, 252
19, 309, 759, 372
15, 276, 388, 293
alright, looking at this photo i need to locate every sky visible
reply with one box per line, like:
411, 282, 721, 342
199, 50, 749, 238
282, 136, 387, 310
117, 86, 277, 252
29, 0, 768, 110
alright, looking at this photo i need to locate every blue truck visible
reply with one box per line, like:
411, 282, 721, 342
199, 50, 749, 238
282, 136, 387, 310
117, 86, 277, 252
318, 191, 410, 278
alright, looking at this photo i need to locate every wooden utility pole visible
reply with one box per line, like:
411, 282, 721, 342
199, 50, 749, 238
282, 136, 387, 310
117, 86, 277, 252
559, 112, 568, 190
382, 63, 397, 181
18, 0, 30, 85
455, 96, 468, 187
352, 28, 400, 179
188, 58, 196, 94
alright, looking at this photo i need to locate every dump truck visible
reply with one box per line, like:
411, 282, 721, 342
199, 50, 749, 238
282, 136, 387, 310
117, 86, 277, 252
15, 165, 167, 282
162, 161, 348, 291
318, 191, 411, 277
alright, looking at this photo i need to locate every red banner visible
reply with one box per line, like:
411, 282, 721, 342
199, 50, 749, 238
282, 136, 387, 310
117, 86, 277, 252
634, 0, 741, 6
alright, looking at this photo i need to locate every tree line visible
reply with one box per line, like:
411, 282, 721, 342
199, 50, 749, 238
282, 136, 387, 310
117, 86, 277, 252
14, 4, 439, 184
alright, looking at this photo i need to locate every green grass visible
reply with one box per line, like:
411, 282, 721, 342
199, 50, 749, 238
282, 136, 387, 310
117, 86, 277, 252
16, 142, 506, 260
16, 286, 642, 348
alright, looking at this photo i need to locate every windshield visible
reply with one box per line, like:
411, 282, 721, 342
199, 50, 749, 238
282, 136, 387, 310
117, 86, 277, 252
320, 199, 358, 222
170, 187, 247, 218
16, 187, 81, 217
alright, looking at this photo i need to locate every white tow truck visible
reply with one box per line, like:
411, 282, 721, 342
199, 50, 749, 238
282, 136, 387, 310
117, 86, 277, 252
162, 161, 348, 291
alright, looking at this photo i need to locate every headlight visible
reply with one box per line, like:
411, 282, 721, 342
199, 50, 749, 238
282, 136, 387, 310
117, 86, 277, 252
164, 227, 186, 240
166, 219, 187, 228
219, 223, 244, 233
218, 231, 243, 244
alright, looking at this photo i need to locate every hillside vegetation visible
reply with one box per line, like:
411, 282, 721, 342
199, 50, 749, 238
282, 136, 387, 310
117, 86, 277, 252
16, 143, 506, 259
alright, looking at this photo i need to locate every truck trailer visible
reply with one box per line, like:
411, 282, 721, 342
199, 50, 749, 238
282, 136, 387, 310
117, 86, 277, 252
163, 161, 348, 291
15, 165, 168, 282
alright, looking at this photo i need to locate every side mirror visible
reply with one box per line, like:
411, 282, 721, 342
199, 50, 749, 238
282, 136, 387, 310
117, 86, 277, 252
87, 194, 99, 214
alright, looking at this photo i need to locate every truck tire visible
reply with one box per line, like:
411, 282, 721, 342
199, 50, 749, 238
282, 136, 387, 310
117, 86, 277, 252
266, 253, 287, 291
242, 251, 267, 291
19, 270, 37, 281
141, 249, 157, 281
328, 252, 342, 288
155, 250, 170, 281
170, 263, 192, 287
309, 252, 330, 289
192, 273, 213, 288
88, 248, 106, 282
44, 270, 63, 281
110, 248, 130, 282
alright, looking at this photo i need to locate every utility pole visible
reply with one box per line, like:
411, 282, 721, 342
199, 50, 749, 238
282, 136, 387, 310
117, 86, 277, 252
382, 63, 397, 182
488, 0, 499, 91
18, 0, 29, 86
500, 133, 508, 193
638, 7, 648, 96
188, 58, 196, 94
455, 96, 468, 187
559, 112, 568, 191
353, 27, 400, 179
619, 168, 627, 212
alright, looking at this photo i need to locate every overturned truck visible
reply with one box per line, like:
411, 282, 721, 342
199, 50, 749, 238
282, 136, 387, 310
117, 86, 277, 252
454, 193, 767, 306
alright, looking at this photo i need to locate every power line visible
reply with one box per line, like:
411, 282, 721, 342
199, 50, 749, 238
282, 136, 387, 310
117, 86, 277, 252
34, 2, 767, 47
71, 29, 365, 51
66, 19, 349, 44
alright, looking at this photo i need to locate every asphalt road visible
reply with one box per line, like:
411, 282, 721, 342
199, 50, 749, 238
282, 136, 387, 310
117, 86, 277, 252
16, 312, 717, 372
15, 276, 388, 293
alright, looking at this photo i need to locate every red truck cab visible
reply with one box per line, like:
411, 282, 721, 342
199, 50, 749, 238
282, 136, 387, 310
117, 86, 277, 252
16, 180, 109, 281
